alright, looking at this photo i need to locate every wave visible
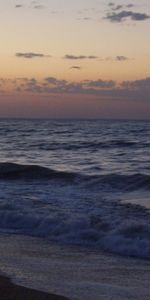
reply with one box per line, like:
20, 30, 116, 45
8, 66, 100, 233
0, 162, 149, 259
86, 173, 150, 191
0, 162, 76, 180
0, 201, 149, 259
0, 162, 150, 191
32, 140, 143, 151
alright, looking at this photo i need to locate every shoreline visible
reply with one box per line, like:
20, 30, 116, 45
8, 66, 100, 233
0, 234, 149, 300
0, 274, 68, 300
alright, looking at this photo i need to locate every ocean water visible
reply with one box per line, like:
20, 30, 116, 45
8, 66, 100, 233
0, 119, 149, 259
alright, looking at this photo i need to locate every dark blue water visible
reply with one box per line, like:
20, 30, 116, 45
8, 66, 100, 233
0, 119, 149, 259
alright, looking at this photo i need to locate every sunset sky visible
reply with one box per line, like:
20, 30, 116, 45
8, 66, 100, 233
0, 0, 150, 118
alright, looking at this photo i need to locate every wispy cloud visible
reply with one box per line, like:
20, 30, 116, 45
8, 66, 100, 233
126, 4, 134, 9
102, 56, 130, 62
15, 1, 45, 10
33, 5, 45, 9
84, 79, 116, 88
108, 3, 134, 11
16, 52, 51, 59
64, 54, 98, 60
108, 2, 115, 7
115, 56, 129, 61
77, 17, 92, 21
15, 4, 23, 8
112, 5, 123, 11
70, 66, 81, 70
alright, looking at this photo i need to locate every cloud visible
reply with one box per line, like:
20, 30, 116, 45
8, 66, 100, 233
70, 66, 81, 70
33, 5, 45, 9
110, 4, 134, 12
122, 77, 150, 89
15, 4, 23, 8
84, 79, 116, 88
88, 55, 98, 59
64, 54, 98, 60
104, 56, 129, 62
106, 3, 149, 23
0, 77, 117, 96
31, 1, 44, 7
77, 17, 92, 21
1, 77, 116, 95
105, 10, 150, 22
108, 2, 115, 7
126, 4, 134, 8
15, 1, 45, 10
1, 76, 150, 102
44, 77, 67, 86
112, 5, 123, 11
16, 52, 51, 59
115, 56, 129, 61
18, 76, 150, 101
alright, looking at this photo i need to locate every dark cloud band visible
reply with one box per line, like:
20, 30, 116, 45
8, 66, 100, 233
1, 76, 150, 101
105, 10, 150, 22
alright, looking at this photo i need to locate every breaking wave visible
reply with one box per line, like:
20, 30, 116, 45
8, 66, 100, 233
0, 162, 150, 191
0, 162, 76, 180
0, 162, 149, 259
0, 201, 149, 259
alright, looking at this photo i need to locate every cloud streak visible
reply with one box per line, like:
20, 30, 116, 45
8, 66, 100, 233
33, 5, 45, 9
15, 52, 129, 62
105, 56, 129, 61
115, 56, 129, 61
108, 3, 134, 11
15, 1, 45, 10
15, 4, 23, 8
70, 66, 81, 70
64, 54, 98, 60
84, 79, 116, 88
16, 52, 51, 59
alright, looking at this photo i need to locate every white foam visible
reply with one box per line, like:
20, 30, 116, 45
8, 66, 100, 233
0, 175, 149, 259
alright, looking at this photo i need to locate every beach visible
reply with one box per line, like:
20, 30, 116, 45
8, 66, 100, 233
0, 234, 149, 300
0, 275, 68, 300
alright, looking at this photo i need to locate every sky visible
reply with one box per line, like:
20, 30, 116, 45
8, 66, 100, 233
0, 0, 150, 119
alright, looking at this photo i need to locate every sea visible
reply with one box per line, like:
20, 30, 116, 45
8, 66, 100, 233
0, 119, 149, 299
0, 118, 149, 258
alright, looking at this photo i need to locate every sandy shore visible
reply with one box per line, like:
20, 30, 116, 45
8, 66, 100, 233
0, 275, 68, 300
0, 234, 149, 300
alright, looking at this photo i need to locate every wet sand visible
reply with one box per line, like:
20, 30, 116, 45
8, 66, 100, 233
0, 234, 149, 300
0, 275, 68, 300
